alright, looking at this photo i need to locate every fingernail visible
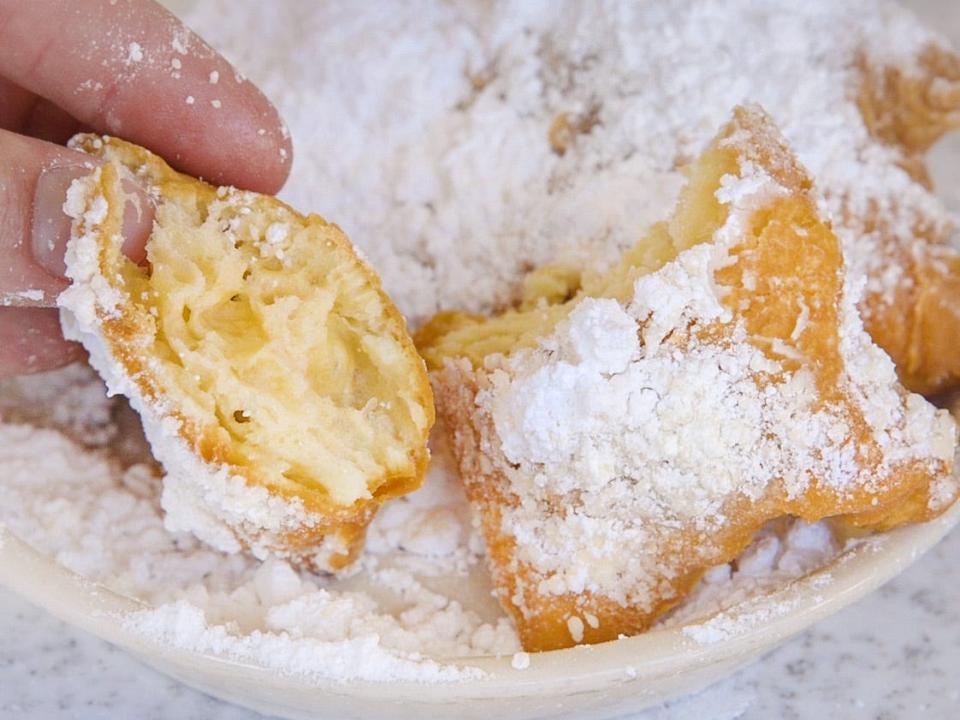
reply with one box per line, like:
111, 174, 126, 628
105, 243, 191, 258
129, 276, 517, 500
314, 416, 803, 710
32, 166, 154, 278
31, 165, 88, 277
118, 177, 154, 266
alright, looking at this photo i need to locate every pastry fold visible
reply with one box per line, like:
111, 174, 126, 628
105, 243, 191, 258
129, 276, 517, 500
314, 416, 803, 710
419, 106, 958, 651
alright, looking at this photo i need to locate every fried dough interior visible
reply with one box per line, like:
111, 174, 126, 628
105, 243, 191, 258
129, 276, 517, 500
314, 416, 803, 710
111, 173, 430, 507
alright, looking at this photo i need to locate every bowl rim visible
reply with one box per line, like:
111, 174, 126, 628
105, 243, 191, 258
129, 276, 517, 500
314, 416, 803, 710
1, 497, 957, 700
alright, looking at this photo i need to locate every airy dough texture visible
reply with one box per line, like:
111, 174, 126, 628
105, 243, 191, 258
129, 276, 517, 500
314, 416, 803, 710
59, 135, 434, 571
420, 107, 958, 652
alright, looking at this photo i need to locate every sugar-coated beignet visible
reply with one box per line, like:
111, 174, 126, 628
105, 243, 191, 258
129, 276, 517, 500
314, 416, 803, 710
420, 107, 958, 651
60, 135, 434, 571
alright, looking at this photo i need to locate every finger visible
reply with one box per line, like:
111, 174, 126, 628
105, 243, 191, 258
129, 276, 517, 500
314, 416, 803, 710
0, 76, 86, 143
0, 0, 292, 193
23, 99, 84, 145
0, 75, 38, 130
0, 129, 153, 308
0, 307, 84, 378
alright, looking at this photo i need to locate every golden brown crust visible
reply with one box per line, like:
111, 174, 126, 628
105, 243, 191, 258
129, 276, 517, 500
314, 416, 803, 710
858, 45, 960, 154
434, 362, 711, 650
854, 44, 960, 395
68, 135, 434, 570
861, 241, 960, 397
428, 108, 956, 652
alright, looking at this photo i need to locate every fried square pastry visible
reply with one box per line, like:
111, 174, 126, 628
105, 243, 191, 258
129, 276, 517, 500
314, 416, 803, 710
851, 43, 960, 394
418, 106, 958, 651
59, 135, 434, 571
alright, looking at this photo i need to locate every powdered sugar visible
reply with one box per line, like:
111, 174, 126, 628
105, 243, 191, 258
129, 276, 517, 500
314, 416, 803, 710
126, 600, 482, 683
0, 383, 517, 680
681, 598, 804, 646
475, 143, 956, 608
667, 521, 838, 631
0, 289, 45, 304
0, 0, 957, 681
511, 651, 531, 670
0, 363, 117, 446
0, 363, 933, 677
124, 41, 144, 65
56, 168, 338, 568
184, 0, 956, 326
58, 172, 120, 324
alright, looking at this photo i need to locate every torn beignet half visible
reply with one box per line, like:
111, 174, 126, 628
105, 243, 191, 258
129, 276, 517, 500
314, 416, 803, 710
419, 106, 958, 652
59, 135, 434, 571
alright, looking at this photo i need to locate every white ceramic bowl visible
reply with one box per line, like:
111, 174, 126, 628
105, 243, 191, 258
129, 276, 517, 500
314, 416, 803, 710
1, 2, 954, 717
1, 496, 957, 720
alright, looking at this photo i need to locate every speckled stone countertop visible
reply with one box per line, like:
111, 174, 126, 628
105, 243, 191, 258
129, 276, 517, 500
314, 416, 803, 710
0, 527, 956, 720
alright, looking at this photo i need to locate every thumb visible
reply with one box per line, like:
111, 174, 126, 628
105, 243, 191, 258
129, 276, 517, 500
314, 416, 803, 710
1, 129, 153, 308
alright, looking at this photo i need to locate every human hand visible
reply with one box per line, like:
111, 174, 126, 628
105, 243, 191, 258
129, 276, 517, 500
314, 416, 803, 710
0, 0, 292, 377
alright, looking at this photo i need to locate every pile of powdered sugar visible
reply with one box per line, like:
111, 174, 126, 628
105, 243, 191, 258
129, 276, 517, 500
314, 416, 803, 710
0, 366, 516, 681
0, 364, 842, 679
0, 0, 956, 682
182, 0, 956, 326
